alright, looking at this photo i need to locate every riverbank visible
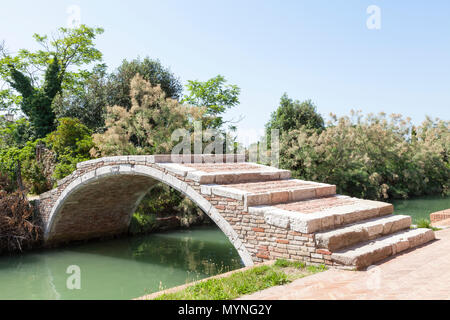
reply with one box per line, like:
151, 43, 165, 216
139, 259, 326, 300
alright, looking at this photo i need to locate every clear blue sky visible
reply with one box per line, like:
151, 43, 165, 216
1, 0, 449, 143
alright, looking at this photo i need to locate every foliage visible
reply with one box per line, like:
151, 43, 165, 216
129, 211, 158, 234
46, 117, 94, 180
53, 57, 184, 132
107, 57, 183, 110
0, 140, 51, 194
7, 57, 60, 137
46, 117, 93, 157
416, 218, 439, 231
0, 117, 92, 193
266, 93, 325, 138
1, 25, 104, 137
52, 64, 109, 131
91, 74, 204, 156
0, 25, 104, 98
0, 116, 33, 148
183, 75, 240, 129
0, 189, 42, 253
154, 260, 326, 300
278, 111, 449, 200
129, 183, 208, 235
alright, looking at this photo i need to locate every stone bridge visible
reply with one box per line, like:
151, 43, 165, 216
38, 155, 435, 270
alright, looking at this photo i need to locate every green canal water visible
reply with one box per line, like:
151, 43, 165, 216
391, 195, 450, 224
0, 195, 448, 300
0, 226, 243, 300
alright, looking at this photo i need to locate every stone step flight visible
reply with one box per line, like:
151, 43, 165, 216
37, 154, 435, 270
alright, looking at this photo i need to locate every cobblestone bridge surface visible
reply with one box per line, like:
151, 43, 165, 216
38, 155, 435, 269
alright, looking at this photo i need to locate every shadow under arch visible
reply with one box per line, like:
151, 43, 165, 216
44, 164, 254, 266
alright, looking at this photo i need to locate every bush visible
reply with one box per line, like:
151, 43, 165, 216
0, 140, 54, 194
278, 112, 449, 200
0, 117, 93, 193
45, 117, 94, 180
265, 93, 325, 138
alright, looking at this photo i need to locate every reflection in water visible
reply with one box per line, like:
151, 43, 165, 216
0, 226, 243, 300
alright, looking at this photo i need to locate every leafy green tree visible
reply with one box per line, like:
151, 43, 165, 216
52, 64, 108, 131
265, 93, 325, 137
0, 25, 104, 96
182, 75, 240, 129
0, 25, 104, 136
7, 57, 60, 137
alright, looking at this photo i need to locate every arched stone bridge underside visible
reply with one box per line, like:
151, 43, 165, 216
38, 155, 435, 270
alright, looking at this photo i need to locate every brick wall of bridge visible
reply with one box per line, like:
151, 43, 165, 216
38, 157, 333, 267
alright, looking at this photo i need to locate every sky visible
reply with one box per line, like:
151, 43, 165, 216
1, 0, 449, 144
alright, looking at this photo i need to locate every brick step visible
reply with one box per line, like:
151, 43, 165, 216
200, 179, 336, 207
331, 228, 435, 270
315, 215, 412, 251
158, 162, 291, 184
249, 195, 394, 233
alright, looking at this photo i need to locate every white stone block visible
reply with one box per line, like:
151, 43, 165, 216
212, 186, 247, 200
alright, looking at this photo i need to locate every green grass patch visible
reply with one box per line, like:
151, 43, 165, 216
415, 218, 440, 231
154, 259, 327, 300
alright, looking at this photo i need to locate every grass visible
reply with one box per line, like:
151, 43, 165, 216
153, 259, 327, 300
415, 218, 440, 231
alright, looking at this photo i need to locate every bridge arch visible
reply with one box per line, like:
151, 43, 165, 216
43, 163, 254, 266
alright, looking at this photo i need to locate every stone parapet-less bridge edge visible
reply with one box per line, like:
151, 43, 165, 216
37, 155, 435, 270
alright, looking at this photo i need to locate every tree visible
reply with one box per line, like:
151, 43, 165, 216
7, 57, 60, 137
52, 64, 108, 131
91, 74, 204, 156
182, 75, 240, 129
0, 25, 104, 136
265, 93, 325, 137
107, 57, 183, 110
52, 57, 183, 132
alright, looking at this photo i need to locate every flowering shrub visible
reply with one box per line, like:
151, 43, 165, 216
279, 111, 449, 200
91, 74, 205, 156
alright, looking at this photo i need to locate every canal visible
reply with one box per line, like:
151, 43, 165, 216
391, 195, 449, 223
0, 226, 243, 300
